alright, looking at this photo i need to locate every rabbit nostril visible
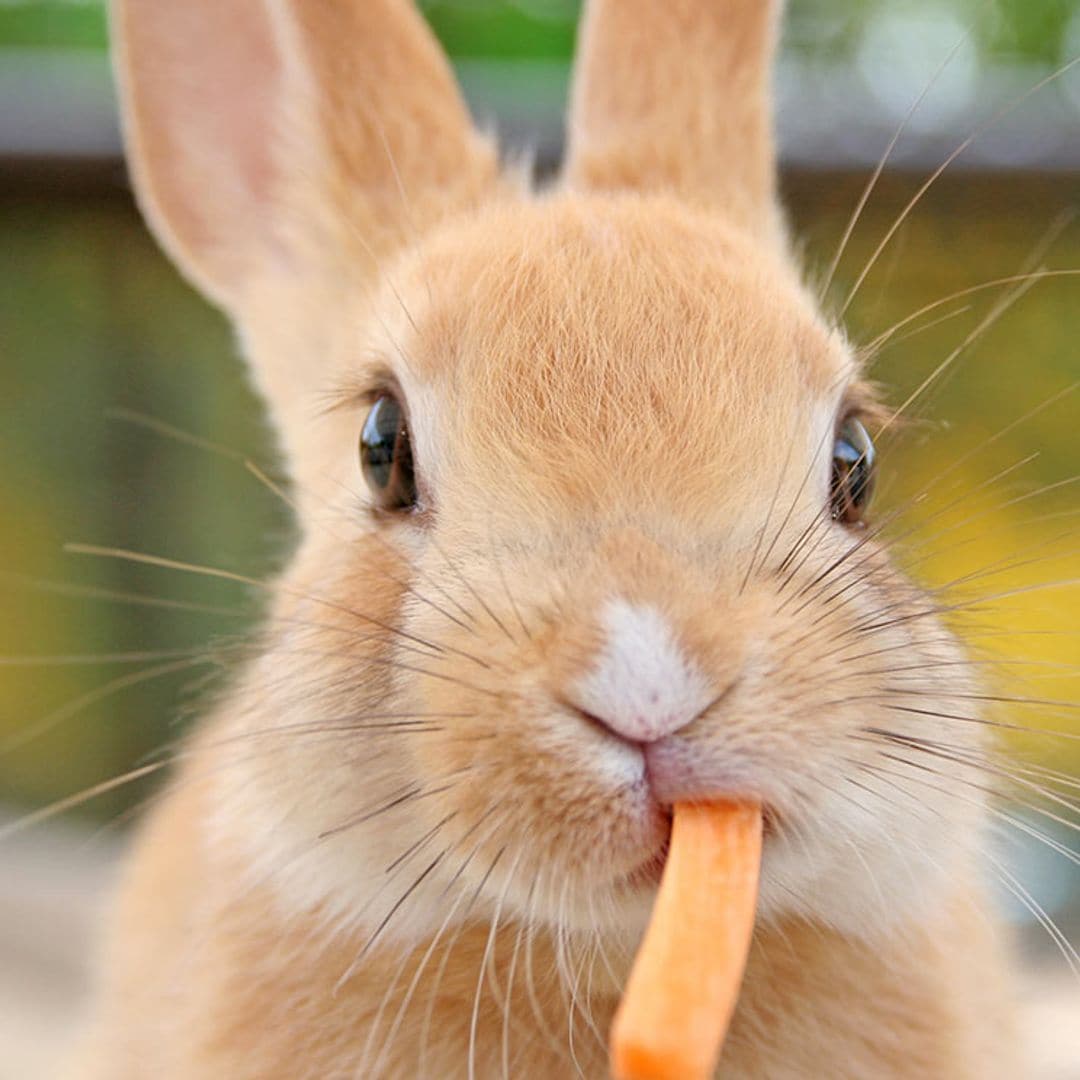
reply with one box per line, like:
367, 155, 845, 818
564, 675, 739, 749
571, 703, 651, 747
569, 599, 724, 745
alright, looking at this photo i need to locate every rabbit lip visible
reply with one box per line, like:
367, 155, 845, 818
642, 737, 761, 809
618, 808, 673, 890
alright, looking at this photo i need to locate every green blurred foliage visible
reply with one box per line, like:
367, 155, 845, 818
0, 190, 292, 816
0, 0, 1078, 64
0, 1, 106, 50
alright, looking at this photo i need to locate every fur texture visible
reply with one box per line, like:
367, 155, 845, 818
71, 1, 1020, 1076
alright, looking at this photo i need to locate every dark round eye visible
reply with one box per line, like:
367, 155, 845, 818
360, 394, 417, 511
831, 416, 875, 525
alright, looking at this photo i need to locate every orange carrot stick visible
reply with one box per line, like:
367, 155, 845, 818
610, 801, 763, 1080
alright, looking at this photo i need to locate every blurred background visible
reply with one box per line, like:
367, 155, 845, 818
0, 1, 1077, 1076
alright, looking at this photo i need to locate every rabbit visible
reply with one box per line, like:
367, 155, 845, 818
67, 0, 1027, 1076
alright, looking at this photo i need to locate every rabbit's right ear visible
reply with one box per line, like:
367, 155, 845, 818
111, 0, 497, 310
565, 0, 783, 243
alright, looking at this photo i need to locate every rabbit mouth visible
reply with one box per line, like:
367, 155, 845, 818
615, 801, 779, 895
641, 736, 763, 809
616, 810, 671, 892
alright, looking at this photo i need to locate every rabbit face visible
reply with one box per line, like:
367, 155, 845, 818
210, 192, 985, 952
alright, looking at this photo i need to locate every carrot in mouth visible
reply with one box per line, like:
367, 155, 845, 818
610, 800, 763, 1080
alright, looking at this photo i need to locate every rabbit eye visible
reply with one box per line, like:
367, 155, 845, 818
831, 416, 875, 526
360, 394, 416, 511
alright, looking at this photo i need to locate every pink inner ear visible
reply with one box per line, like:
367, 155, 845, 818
115, 0, 498, 308
191, 8, 282, 212
118, 2, 284, 300
564, 0, 783, 243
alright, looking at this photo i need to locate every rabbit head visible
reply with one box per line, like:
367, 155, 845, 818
112, 0, 988, 951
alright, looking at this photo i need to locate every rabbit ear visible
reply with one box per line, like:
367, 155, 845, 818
111, 0, 497, 309
565, 0, 783, 242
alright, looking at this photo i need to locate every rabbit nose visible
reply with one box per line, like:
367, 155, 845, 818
568, 599, 720, 744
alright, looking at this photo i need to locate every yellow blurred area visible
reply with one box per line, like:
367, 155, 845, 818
789, 171, 1079, 775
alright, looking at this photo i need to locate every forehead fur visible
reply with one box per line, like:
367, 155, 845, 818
383, 193, 853, 528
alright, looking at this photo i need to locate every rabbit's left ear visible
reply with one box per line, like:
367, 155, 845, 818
112, 0, 498, 310
564, 0, 784, 244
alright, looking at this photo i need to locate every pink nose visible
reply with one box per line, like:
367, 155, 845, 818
574, 697, 709, 745
568, 600, 718, 743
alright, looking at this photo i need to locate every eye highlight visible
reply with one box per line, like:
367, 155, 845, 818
360, 393, 417, 512
831, 415, 875, 525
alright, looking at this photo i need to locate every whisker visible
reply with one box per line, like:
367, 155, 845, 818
346, 850, 448, 977
869, 302, 973, 354
841, 54, 1080, 316
257, 643, 504, 701
502, 909, 529, 1080
0, 655, 214, 757
374, 839, 498, 1075
416, 830, 501, 1076
0, 572, 487, 678
469, 849, 521, 1080
63, 543, 450, 661
985, 855, 1080, 978
884, 702, 1080, 741
0, 646, 234, 667
386, 812, 458, 874
995, 809, 1080, 868
866, 742, 1080, 968
878, 273, 1042, 435
739, 425, 801, 593
0, 572, 246, 618
864, 730, 1080, 823
431, 536, 516, 645
0, 761, 168, 842
866, 267, 1079, 354
819, 30, 970, 301
318, 777, 461, 841
106, 405, 248, 461
488, 522, 532, 641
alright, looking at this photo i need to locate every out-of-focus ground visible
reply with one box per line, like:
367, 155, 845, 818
1, 813, 1076, 1080
0, 817, 119, 1080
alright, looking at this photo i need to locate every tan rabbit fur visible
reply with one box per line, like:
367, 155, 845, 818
71, 1, 1021, 1076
